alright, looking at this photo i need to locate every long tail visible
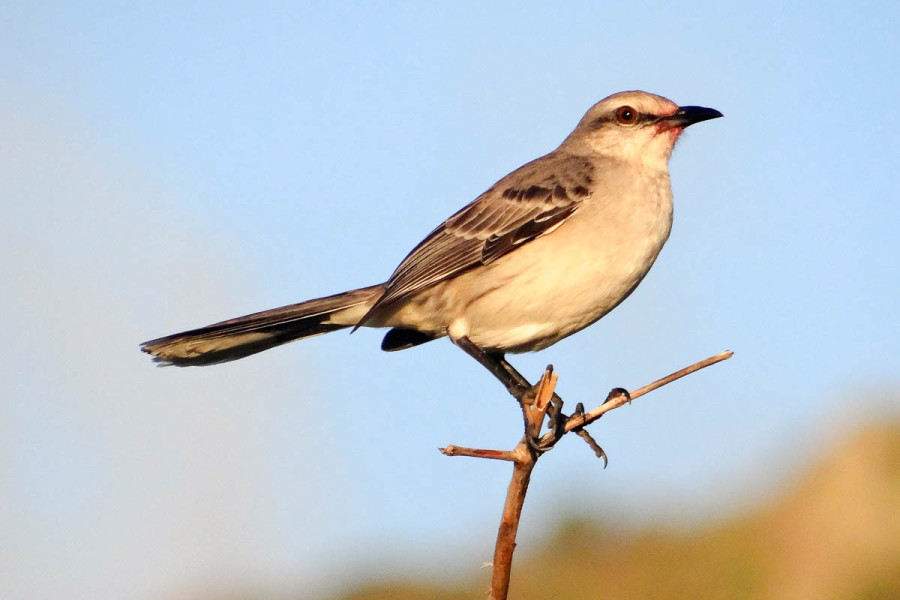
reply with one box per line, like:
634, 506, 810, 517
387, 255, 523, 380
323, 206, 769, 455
140, 284, 385, 366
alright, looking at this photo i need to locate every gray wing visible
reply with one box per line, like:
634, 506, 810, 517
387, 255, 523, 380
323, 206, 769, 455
358, 151, 594, 326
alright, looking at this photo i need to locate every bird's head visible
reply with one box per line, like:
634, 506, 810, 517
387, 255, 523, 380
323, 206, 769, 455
563, 91, 722, 170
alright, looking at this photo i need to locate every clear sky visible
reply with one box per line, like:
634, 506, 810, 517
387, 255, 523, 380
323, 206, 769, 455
2, 2, 898, 599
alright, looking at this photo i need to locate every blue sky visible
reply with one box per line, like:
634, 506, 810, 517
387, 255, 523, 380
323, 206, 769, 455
2, 2, 899, 598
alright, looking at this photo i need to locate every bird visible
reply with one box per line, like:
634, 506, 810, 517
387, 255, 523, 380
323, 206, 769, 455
141, 90, 722, 400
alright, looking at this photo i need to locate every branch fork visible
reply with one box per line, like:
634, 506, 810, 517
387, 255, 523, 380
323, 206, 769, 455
438, 350, 733, 600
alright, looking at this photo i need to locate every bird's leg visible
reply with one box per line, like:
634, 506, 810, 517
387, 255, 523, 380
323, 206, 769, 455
499, 355, 576, 447
453, 337, 566, 436
495, 354, 565, 433
494, 355, 534, 391
453, 336, 533, 402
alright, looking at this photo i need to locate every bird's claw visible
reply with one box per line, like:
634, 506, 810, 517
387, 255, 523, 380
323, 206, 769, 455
575, 428, 608, 468
605, 387, 630, 404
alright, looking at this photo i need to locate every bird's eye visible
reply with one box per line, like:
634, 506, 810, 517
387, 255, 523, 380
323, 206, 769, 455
615, 106, 638, 125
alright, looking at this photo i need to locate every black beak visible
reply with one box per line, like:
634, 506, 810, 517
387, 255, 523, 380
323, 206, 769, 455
664, 105, 724, 128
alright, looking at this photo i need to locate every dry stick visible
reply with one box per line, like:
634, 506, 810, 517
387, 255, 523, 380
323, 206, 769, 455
440, 446, 517, 461
441, 368, 558, 462
540, 349, 734, 447
440, 350, 733, 600
489, 367, 557, 600
490, 446, 534, 600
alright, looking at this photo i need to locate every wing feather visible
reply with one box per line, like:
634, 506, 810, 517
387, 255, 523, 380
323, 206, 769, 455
358, 151, 595, 326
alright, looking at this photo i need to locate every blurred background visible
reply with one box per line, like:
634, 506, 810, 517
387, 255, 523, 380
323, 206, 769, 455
2, 2, 898, 599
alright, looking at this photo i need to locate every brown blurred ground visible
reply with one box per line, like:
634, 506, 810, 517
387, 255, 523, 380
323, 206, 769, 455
329, 422, 900, 600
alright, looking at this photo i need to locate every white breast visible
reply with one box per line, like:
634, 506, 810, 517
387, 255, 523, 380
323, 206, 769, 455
389, 166, 675, 353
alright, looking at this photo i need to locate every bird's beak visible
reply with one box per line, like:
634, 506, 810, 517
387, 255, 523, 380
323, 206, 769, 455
662, 105, 724, 129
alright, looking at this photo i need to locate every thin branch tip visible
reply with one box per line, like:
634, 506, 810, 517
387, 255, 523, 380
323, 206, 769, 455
445, 349, 734, 600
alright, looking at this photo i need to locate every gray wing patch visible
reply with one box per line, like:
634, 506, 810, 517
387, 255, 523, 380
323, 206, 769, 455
356, 152, 593, 327
481, 194, 578, 264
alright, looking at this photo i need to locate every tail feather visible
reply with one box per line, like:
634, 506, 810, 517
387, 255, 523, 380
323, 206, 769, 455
141, 284, 384, 366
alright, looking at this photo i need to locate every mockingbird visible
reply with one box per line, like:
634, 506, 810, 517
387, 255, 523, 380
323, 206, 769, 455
141, 90, 722, 400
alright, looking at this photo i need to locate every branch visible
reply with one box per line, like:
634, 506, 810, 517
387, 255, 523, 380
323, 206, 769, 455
439, 350, 733, 600
489, 367, 557, 600
439, 446, 518, 461
539, 349, 734, 448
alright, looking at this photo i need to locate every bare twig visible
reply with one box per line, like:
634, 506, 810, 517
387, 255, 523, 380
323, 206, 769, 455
490, 448, 534, 600
541, 350, 734, 447
440, 350, 733, 600
439, 446, 518, 461
523, 366, 558, 439
488, 367, 557, 599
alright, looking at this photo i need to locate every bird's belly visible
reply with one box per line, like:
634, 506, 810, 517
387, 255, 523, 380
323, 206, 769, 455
387, 175, 674, 353
456, 250, 656, 352
448, 197, 672, 352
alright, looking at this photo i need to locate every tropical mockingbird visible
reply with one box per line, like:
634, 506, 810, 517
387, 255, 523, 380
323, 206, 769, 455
141, 90, 722, 400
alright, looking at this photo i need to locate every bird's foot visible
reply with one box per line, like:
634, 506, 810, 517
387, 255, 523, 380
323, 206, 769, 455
510, 383, 537, 406
605, 387, 631, 404
546, 393, 565, 438
569, 402, 608, 466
